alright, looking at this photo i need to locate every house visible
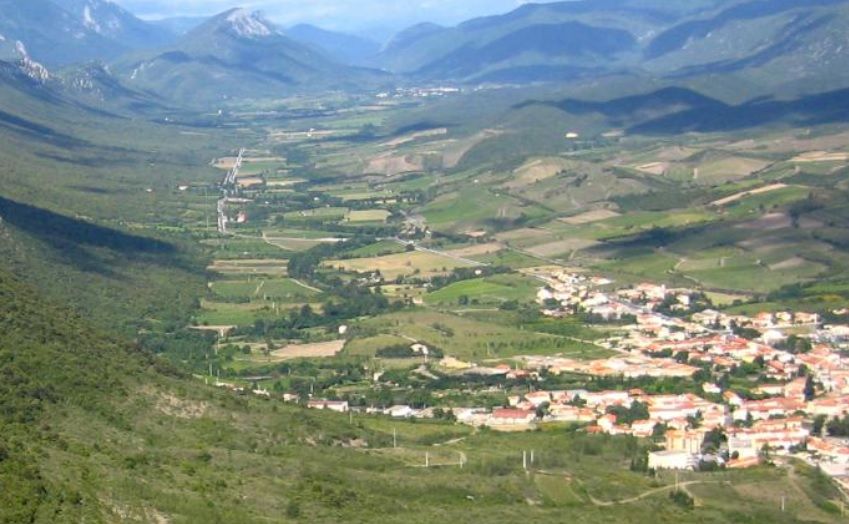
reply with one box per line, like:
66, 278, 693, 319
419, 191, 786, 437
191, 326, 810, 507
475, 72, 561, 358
784, 378, 808, 402
808, 396, 849, 418
307, 399, 349, 413
636, 283, 668, 301
729, 418, 808, 454
597, 414, 617, 432
795, 312, 820, 325
525, 391, 552, 407
386, 405, 415, 418
487, 409, 537, 427
666, 430, 704, 454
649, 450, 695, 470
547, 405, 596, 423
753, 312, 775, 329
761, 330, 787, 346
631, 419, 657, 438
755, 384, 786, 397
724, 391, 744, 407
808, 437, 849, 464
728, 437, 760, 460
702, 383, 722, 395
735, 398, 805, 421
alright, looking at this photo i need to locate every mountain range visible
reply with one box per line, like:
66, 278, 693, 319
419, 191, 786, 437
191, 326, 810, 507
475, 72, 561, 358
372, 0, 849, 93
0, 1, 848, 109
0, 0, 175, 67
112, 9, 389, 104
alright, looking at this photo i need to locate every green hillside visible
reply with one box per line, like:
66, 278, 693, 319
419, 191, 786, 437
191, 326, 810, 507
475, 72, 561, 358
376, 0, 849, 93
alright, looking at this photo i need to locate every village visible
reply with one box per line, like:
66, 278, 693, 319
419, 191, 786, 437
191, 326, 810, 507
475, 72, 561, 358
288, 268, 849, 488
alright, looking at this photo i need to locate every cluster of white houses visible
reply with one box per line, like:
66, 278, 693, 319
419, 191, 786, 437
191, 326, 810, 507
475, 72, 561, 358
293, 270, 849, 475
531, 270, 849, 471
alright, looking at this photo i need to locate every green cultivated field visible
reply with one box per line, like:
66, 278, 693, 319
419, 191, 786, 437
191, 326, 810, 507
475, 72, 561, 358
426, 274, 539, 305
357, 310, 609, 361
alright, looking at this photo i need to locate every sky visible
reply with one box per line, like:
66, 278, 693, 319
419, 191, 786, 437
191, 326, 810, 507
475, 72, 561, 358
112, 0, 555, 34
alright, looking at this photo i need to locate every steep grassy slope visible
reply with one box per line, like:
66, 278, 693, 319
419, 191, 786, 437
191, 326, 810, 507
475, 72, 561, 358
1, 261, 844, 523
0, 58, 224, 334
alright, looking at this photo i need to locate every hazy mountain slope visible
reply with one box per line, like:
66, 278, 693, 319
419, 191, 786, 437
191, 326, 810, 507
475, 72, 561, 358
377, 0, 849, 91
149, 15, 208, 36
509, 84, 849, 137
416, 22, 637, 82
51, 0, 176, 50
57, 61, 170, 114
286, 24, 380, 66
642, 0, 849, 94
376, 0, 687, 79
0, 0, 176, 67
0, 0, 121, 66
116, 9, 387, 104
645, 0, 846, 59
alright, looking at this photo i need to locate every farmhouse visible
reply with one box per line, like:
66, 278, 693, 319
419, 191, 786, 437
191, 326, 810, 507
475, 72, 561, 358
546, 405, 596, 423
665, 430, 704, 454
648, 450, 695, 470
487, 409, 537, 428
307, 399, 349, 413
386, 405, 417, 418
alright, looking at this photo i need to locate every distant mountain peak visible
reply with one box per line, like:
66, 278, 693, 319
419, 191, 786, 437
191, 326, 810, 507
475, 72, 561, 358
223, 9, 276, 38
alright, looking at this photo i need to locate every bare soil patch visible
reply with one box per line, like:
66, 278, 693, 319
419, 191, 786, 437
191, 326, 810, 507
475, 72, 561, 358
445, 242, 504, 258
561, 209, 621, 225
269, 340, 346, 360
710, 183, 787, 206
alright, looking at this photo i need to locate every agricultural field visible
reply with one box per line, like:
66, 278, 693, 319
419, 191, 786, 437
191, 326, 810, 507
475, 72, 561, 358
425, 274, 540, 306
207, 259, 289, 277
421, 186, 550, 232
210, 278, 319, 302
325, 251, 476, 280
344, 240, 408, 258
356, 310, 610, 361
195, 300, 274, 326
346, 209, 392, 223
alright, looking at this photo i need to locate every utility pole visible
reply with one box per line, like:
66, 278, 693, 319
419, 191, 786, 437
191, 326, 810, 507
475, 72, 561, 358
523, 451, 527, 471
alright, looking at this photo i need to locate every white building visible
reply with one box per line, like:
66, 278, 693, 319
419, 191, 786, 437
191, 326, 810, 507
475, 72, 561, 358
648, 450, 695, 470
